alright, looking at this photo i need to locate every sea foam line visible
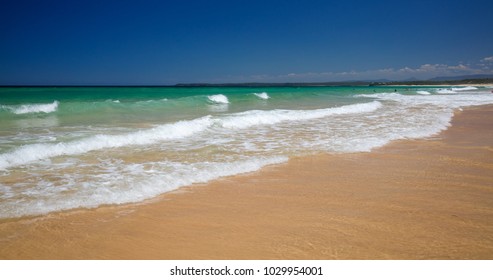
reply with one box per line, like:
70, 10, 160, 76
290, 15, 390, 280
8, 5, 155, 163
218, 101, 382, 129
0, 156, 288, 219
1, 101, 59, 114
452, 86, 478, 91
436, 86, 478, 94
0, 116, 213, 169
0, 101, 381, 169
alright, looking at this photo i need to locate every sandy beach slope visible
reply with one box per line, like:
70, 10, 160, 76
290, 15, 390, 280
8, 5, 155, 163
1, 105, 493, 259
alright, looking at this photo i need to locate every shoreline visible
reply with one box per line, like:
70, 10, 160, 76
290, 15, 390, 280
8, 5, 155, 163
1, 105, 493, 259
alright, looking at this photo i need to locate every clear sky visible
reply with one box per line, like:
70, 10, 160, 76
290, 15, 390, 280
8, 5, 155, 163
1, 0, 493, 85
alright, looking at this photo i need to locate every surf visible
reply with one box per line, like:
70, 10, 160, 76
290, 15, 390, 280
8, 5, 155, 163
218, 101, 382, 129
1, 101, 59, 115
207, 94, 229, 104
0, 101, 382, 169
0, 116, 213, 169
253, 92, 270, 100
3, 86, 493, 219
0, 156, 287, 219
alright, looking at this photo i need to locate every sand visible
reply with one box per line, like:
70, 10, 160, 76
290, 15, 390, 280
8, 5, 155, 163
1, 106, 493, 259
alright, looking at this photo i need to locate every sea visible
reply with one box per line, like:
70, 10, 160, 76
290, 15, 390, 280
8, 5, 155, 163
1, 85, 493, 219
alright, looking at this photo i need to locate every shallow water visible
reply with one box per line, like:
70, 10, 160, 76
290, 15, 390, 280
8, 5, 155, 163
1, 85, 493, 218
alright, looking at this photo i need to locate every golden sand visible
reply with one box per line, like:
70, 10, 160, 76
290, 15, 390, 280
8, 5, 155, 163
1, 106, 493, 259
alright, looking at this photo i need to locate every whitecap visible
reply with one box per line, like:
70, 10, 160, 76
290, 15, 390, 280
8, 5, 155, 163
452, 86, 478, 91
218, 101, 382, 129
436, 88, 456, 94
0, 116, 213, 169
207, 94, 229, 104
0, 101, 381, 169
3, 101, 59, 114
253, 92, 270, 100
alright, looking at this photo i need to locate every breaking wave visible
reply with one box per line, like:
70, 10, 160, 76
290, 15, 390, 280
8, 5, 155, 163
253, 92, 270, 100
0, 101, 381, 169
218, 101, 382, 129
1, 101, 59, 114
207, 94, 229, 104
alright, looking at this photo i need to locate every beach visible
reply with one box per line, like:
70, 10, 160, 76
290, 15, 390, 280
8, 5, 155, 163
1, 104, 492, 259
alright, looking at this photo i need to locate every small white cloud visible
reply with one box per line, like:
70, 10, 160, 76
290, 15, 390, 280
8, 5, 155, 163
234, 60, 493, 83
398, 67, 414, 73
448, 64, 469, 70
482, 56, 493, 62
340, 71, 357, 75
376, 68, 394, 73
419, 64, 448, 71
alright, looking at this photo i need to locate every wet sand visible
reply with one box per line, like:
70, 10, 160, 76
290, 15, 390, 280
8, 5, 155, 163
1, 105, 493, 259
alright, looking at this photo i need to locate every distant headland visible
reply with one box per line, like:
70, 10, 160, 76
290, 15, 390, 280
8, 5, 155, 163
176, 74, 493, 87
1, 75, 492, 88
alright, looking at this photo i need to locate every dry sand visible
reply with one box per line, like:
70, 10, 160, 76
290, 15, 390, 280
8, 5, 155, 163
1, 106, 493, 259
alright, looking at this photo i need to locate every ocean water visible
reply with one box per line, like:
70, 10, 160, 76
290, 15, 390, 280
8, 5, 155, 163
1, 86, 493, 219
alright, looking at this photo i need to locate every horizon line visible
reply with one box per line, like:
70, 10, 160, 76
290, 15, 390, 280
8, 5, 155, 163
1, 77, 493, 88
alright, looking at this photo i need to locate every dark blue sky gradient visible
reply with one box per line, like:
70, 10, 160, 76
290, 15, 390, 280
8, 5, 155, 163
1, 0, 493, 85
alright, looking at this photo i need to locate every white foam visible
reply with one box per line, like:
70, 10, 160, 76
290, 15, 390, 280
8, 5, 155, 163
4, 94, 490, 171
452, 86, 478, 91
358, 91, 493, 108
218, 101, 382, 129
207, 94, 229, 104
350, 92, 493, 150
0, 102, 381, 169
436, 88, 456, 94
0, 116, 213, 169
3, 101, 59, 114
5, 90, 493, 219
253, 92, 270, 100
0, 156, 287, 219
436, 86, 478, 94
355, 92, 402, 99
416, 90, 431, 95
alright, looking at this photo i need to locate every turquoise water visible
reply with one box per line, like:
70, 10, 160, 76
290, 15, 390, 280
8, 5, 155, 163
1, 86, 493, 219
0, 86, 363, 127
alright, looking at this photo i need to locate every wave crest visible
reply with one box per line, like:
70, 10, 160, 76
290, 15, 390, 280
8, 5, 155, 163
0, 116, 213, 169
218, 101, 382, 129
207, 94, 229, 104
0, 101, 381, 169
2, 101, 59, 114
452, 86, 478, 91
436, 86, 478, 94
253, 92, 270, 100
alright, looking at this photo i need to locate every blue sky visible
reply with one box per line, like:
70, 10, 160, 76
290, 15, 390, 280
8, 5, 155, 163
1, 0, 493, 85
